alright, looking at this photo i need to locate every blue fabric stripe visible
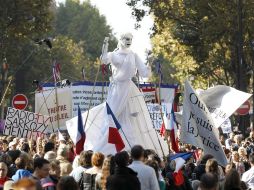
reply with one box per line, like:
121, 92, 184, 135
106, 103, 121, 130
78, 105, 85, 136
169, 152, 193, 161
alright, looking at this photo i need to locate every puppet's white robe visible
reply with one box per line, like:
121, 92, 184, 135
66, 49, 168, 157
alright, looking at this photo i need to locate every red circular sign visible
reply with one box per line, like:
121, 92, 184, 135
12, 94, 28, 110
236, 101, 250, 115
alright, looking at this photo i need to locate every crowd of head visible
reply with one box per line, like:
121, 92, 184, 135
0, 130, 252, 190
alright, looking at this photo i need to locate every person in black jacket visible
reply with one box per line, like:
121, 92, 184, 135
106, 151, 140, 190
193, 154, 214, 180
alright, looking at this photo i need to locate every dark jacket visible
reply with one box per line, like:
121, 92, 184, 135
193, 164, 205, 180
106, 166, 140, 190
41, 175, 58, 190
79, 173, 99, 190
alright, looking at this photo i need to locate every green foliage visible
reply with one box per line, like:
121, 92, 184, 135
55, 0, 117, 59
0, 0, 53, 72
127, 0, 254, 90
19, 36, 89, 98
0, 0, 53, 115
0, 0, 117, 115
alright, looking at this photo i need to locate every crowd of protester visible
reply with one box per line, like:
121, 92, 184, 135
0, 129, 253, 190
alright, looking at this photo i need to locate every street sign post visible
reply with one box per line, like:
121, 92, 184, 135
236, 100, 250, 115
12, 94, 28, 110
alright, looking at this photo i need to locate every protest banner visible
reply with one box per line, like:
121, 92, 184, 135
71, 82, 108, 116
3, 107, 49, 139
198, 85, 252, 128
181, 81, 227, 166
40, 82, 177, 128
35, 87, 72, 130
141, 87, 157, 102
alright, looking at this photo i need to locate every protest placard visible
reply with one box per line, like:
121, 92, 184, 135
35, 87, 72, 130
220, 118, 232, 134
141, 88, 156, 102
181, 81, 227, 166
147, 103, 168, 130
3, 107, 50, 139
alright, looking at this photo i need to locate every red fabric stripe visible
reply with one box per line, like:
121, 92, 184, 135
160, 122, 166, 137
173, 170, 184, 186
170, 129, 179, 153
75, 135, 85, 155
108, 127, 125, 152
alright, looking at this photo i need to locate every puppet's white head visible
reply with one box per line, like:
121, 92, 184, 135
119, 32, 133, 49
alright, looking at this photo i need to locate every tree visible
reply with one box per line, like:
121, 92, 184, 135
0, 0, 53, 118
18, 35, 91, 107
55, 0, 117, 60
127, 0, 254, 90
127, 0, 254, 134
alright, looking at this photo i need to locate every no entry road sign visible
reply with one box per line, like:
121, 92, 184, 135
236, 100, 250, 115
12, 94, 28, 110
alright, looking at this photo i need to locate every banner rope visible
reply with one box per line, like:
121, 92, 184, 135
83, 61, 101, 130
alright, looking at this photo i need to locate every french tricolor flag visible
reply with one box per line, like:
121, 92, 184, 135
161, 105, 179, 153
106, 103, 125, 152
169, 152, 193, 186
74, 106, 86, 155
168, 107, 179, 153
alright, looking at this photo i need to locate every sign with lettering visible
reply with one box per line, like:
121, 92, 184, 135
3, 107, 49, 139
35, 87, 72, 130
71, 83, 108, 116
141, 88, 156, 102
147, 103, 168, 130
220, 118, 232, 134
38, 82, 177, 130
181, 81, 227, 166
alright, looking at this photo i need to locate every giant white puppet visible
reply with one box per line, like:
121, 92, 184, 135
66, 33, 168, 157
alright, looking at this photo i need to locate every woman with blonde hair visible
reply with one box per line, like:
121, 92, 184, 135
97, 155, 115, 190
238, 147, 250, 171
231, 151, 245, 176
205, 159, 224, 181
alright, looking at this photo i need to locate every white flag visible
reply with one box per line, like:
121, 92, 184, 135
181, 81, 227, 166
198, 85, 252, 128
175, 85, 252, 129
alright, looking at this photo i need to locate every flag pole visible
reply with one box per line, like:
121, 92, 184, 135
53, 61, 60, 131
120, 128, 132, 149
157, 65, 170, 156
83, 59, 101, 129
84, 37, 109, 128
156, 81, 166, 158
